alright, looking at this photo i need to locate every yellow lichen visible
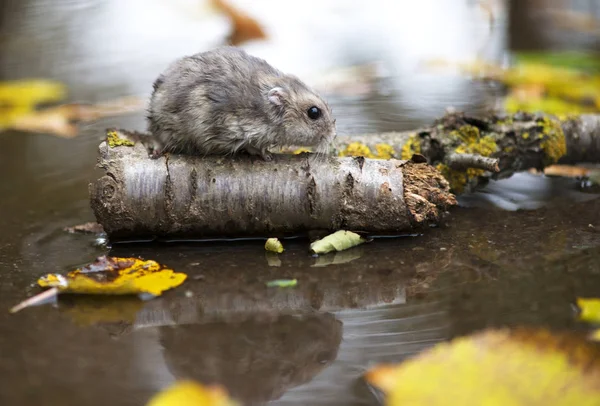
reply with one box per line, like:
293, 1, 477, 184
375, 143, 396, 159
538, 116, 567, 164
400, 133, 421, 160
107, 130, 135, 147
436, 163, 468, 194
339, 142, 375, 158
522, 132, 530, 140
451, 125, 498, 157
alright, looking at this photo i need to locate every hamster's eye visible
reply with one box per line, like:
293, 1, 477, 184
307, 106, 321, 120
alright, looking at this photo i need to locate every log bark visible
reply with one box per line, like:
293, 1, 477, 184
89, 130, 456, 241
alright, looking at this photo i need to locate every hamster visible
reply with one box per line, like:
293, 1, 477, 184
147, 46, 337, 161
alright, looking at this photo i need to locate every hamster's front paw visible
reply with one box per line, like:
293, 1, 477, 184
261, 151, 273, 162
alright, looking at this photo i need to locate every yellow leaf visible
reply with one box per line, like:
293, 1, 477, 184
1, 93, 144, 137
0, 79, 66, 106
264, 237, 284, 253
590, 329, 600, 342
365, 328, 600, 406
37, 256, 187, 296
147, 380, 238, 406
577, 298, 600, 323
310, 230, 366, 254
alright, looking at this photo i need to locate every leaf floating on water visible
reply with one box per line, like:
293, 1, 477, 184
266, 279, 297, 288
12, 256, 187, 313
365, 328, 600, 406
264, 238, 284, 253
310, 230, 366, 254
36, 256, 187, 296
577, 298, 600, 323
146, 380, 238, 406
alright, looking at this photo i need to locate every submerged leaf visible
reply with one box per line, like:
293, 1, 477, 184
37, 256, 187, 296
365, 328, 600, 406
310, 230, 366, 254
147, 380, 238, 406
264, 237, 284, 253
266, 279, 297, 288
577, 298, 600, 323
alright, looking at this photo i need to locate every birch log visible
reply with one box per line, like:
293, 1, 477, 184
89, 130, 456, 241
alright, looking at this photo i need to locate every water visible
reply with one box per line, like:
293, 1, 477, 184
1, 1, 599, 405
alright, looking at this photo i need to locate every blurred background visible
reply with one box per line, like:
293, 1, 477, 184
1, 1, 600, 405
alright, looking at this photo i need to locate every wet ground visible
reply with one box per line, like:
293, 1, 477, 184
1, 1, 600, 405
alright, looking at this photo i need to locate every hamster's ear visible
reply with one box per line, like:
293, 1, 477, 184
267, 87, 286, 106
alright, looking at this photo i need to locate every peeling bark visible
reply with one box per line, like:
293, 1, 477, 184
90, 130, 456, 241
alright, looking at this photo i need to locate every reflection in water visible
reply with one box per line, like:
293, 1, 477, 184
160, 314, 342, 404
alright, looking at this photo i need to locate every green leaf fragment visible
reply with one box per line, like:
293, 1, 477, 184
264, 237, 284, 253
310, 230, 366, 254
266, 279, 297, 288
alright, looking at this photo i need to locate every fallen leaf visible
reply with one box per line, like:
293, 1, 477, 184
265, 279, 297, 288
365, 328, 600, 406
10, 256, 186, 313
590, 329, 600, 342
0, 79, 66, 108
543, 165, 593, 178
2, 93, 144, 138
38, 256, 186, 296
310, 230, 366, 254
577, 298, 600, 323
211, 0, 267, 46
264, 237, 284, 253
146, 380, 238, 406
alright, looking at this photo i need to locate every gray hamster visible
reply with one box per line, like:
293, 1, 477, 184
147, 46, 337, 161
